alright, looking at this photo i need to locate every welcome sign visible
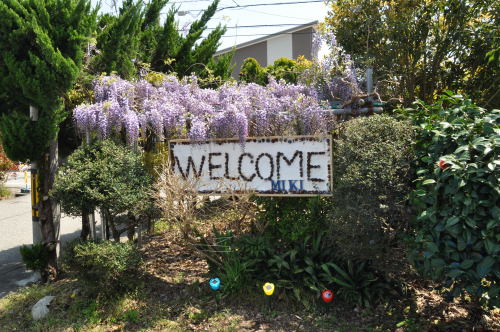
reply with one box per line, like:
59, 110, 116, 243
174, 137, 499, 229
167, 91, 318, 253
169, 136, 332, 196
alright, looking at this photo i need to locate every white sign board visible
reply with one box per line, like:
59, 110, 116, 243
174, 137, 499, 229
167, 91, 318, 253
169, 136, 332, 196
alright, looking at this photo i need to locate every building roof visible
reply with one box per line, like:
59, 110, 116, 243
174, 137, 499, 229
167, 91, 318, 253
215, 20, 318, 56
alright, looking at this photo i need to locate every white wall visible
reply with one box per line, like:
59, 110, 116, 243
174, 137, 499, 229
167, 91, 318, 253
267, 34, 293, 65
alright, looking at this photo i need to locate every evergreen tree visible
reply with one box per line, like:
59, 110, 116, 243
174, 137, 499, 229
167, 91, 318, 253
0, 0, 96, 281
152, 0, 232, 79
92, 0, 232, 81
90, 1, 143, 79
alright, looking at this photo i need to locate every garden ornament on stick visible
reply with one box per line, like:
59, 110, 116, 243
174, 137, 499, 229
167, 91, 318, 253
209, 277, 221, 307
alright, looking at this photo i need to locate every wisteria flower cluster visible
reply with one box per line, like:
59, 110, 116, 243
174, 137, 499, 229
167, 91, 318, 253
300, 29, 362, 104
74, 74, 331, 144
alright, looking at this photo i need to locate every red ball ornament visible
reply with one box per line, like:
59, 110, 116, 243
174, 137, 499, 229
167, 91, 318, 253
321, 289, 334, 303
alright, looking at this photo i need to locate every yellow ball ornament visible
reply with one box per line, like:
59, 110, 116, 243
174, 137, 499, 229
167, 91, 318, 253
263, 282, 275, 296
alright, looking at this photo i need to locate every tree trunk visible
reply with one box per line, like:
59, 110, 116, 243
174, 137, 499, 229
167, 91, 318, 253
108, 213, 120, 242
81, 208, 90, 241
38, 139, 60, 282
127, 212, 135, 242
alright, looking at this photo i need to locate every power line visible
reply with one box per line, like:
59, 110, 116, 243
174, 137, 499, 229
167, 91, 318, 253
169, 0, 216, 3
177, 0, 325, 12
218, 31, 315, 37
179, 23, 314, 30
240, 7, 313, 21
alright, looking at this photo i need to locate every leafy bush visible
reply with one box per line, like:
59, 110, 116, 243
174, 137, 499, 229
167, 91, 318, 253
52, 140, 152, 241
209, 228, 396, 307
320, 260, 398, 307
239, 58, 267, 85
20, 244, 48, 272
265, 230, 332, 302
267, 57, 300, 84
255, 196, 328, 244
206, 196, 398, 307
239, 57, 310, 85
63, 240, 143, 295
328, 115, 415, 272
401, 94, 499, 307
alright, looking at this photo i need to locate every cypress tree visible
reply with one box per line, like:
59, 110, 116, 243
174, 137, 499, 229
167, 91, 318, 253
93, 0, 232, 81
0, 0, 96, 281
90, 1, 143, 79
151, 0, 231, 79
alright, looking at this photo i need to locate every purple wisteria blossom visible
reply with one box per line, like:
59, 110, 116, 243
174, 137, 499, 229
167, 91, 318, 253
188, 116, 208, 141
301, 29, 362, 104
73, 74, 330, 144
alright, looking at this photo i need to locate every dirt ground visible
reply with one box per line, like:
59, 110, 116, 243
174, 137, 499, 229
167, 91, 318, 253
1, 228, 498, 331
138, 230, 500, 331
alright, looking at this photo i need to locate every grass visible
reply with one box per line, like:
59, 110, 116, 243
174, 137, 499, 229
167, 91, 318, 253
1, 230, 499, 331
0, 184, 12, 199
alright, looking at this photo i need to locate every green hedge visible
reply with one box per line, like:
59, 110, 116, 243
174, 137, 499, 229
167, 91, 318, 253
401, 94, 499, 307
328, 114, 415, 272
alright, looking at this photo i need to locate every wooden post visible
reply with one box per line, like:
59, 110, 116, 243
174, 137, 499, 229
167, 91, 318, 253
133, 140, 143, 247
29, 106, 42, 244
85, 130, 97, 241
366, 67, 373, 95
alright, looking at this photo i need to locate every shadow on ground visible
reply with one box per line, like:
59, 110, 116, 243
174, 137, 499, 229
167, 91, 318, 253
0, 229, 81, 299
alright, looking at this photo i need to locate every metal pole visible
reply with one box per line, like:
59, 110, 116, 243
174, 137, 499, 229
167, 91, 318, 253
324, 106, 383, 115
29, 106, 42, 244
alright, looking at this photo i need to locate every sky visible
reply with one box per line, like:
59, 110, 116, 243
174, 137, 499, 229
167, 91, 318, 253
91, 0, 329, 51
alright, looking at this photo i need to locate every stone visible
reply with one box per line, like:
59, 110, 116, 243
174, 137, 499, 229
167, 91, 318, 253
15, 272, 41, 287
31, 296, 55, 320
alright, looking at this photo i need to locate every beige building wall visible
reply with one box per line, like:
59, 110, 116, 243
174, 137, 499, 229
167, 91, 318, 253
217, 23, 316, 80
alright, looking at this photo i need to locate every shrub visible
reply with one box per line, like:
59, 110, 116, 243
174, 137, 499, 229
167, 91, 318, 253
239, 58, 267, 85
52, 140, 152, 241
255, 196, 328, 244
63, 240, 143, 295
401, 94, 499, 307
20, 244, 48, 272
210, 227, 397, 307
239, 57, 310, 85
267, 57, 300, 84
328, 115, 415, 272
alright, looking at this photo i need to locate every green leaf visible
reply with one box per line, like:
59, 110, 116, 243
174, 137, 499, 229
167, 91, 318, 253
464, 218, 476, 228
431, 258, 445, 269
414, 189, 426, 196
425, 242, 439, 254
305, 266, 314, 276
460, 260, 474, 269
396, 321, 406, 328
328, 262, 353, 284
484, 240, 498, 255
328, 274, 353, 289
447, 269, 464, 278
487, 219, 498, 230
422, 179, 436, 185
445, 216, 460, 228
477, 257, 495, 278
304, 257, 314, 267
454, 145, 469, 153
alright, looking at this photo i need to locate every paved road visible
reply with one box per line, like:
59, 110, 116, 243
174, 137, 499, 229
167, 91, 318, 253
0, 172, 82, 298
